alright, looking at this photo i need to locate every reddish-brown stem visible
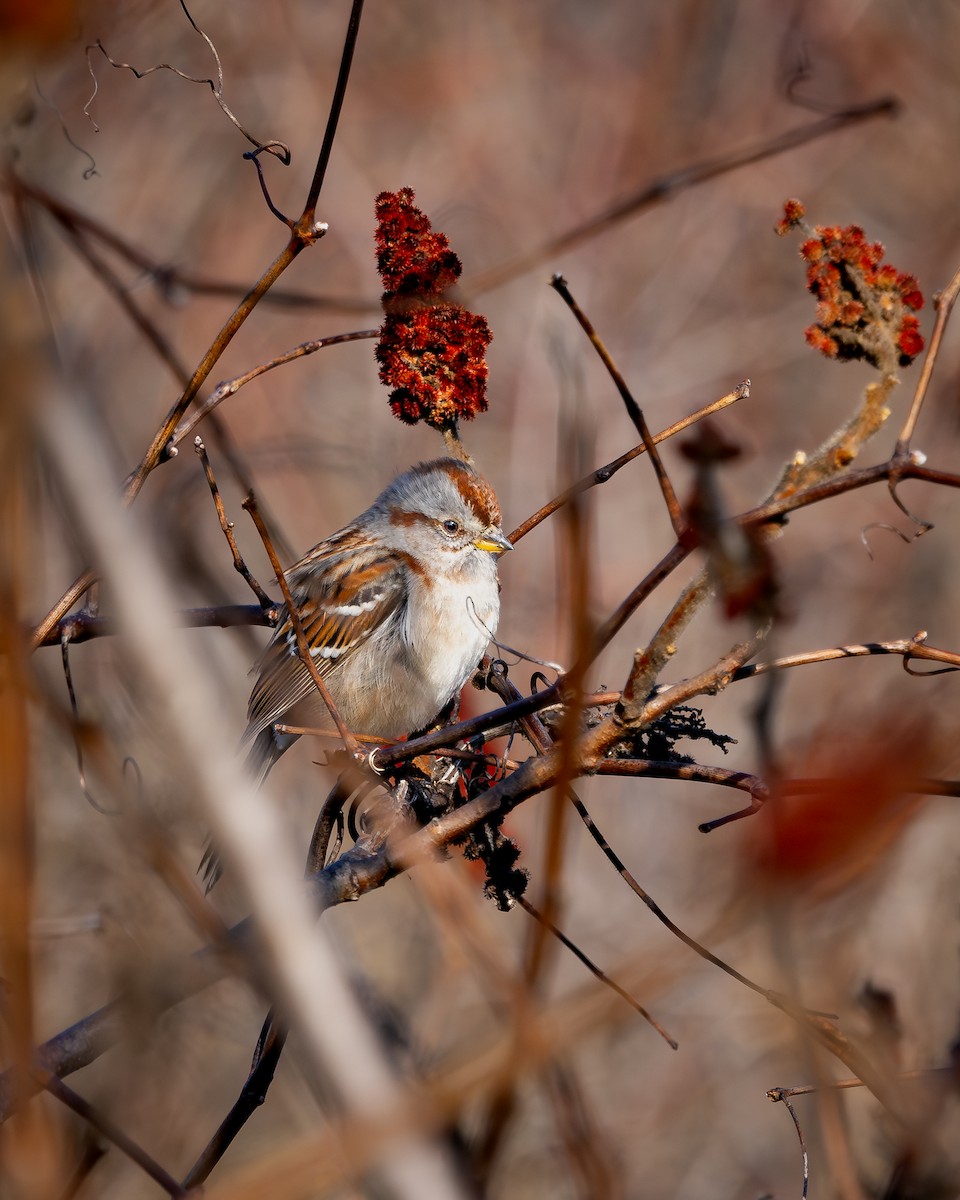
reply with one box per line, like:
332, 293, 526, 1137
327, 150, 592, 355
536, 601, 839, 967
516, 896, 677, 1049
5, 170, 375, 312
730, 633, 960, 680
194, 440, 273, 607
29, 2, 367, 651
171, 329, 379, 449
299, 0, 365, 225
894, 262, 960, 453
550, 273, 685, 538
508, 381, 749, 544
466, 98, 898, 295
37, 1070, 188, 1197
36, 604, 275, 648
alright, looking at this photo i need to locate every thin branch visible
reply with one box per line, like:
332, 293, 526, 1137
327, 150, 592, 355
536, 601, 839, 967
594, 757, 769, 805
300, 0, 365, 224
767, 1067, 956, 1102
38, 1070, 189, 1198
567, 788, 786, 1002
618, 573, 712, 718
589, 542, 693, 664
36, 604, 275, 647
59, 635, 117, 816
516, 896, 677, 1049
194, 439, 273, 607
522, 434, 593, 986
550, 274, 685, 538
169, 329, 379, 451
58, 1141, 106, 1200
184, 770, 365, 1187
5, 170, 374, 311
770, 1089, 810, 1200
508, 380, 750, 544
181, 1021, 287, 1189
372, 678, 563, 769
730, 633, 960, 681
466, 98, 898, 295
894, 261, 960, 453
85, 2, 290, 162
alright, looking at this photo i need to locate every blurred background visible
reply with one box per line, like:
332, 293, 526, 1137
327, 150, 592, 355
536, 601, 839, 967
3, 1, 960, 1196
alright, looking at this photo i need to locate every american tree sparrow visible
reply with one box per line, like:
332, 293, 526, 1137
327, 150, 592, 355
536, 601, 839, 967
244, 457, 511, 781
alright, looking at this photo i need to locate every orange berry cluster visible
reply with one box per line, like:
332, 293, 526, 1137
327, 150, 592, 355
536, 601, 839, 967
777, 199, 924, 370
374, 188, 492, 429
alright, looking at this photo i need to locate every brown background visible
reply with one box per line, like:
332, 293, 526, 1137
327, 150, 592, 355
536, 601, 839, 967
4, 1, 960, 1196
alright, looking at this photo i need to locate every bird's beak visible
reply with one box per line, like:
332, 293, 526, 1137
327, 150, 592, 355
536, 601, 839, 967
475, 530, 513, 555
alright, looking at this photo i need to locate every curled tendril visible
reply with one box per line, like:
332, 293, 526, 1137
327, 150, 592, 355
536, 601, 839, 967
887, 479, 934, 538
84, 0, 291, 165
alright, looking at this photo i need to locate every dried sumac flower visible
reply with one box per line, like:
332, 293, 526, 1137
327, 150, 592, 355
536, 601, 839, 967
777, 200, 925, 371
775, 198, 806, 236
374, 187, 461, 298
374, 188, 492, 430
376, 306, 491, 427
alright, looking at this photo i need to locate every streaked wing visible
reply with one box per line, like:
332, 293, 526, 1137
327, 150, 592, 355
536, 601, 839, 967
244, 530, 406, 741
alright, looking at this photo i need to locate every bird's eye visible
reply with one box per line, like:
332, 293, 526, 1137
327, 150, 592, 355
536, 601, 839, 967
441, 519, 461, 535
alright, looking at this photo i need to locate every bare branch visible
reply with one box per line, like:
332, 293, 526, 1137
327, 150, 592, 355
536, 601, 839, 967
550, 273, 686, 538
466, 98, 898, 295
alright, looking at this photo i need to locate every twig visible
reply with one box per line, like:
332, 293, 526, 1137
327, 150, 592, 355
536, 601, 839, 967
522, 434, 593, 986
567, 789, 788, 1002
170, 329, 379, 450
58, 1140, 106, 1200
85, 2, 290, 163
37, 604, 275, 647
60, 633, 116, 815
550, 274, 685, 538
29, 0, 367, 650
768, 1089, 810, 1200
508, 380, 750, 544
740, 460, 960, 530
300, 0, 365, 226
372, 678, 563, 769
181, 1020, 287, 1189
546, 1062, 623, 1200
588, 542, 693, 666
730, 633, 960, 680
243, 494, 362, 761
894, 261, 960, 454
466, 98, 897, 295
276, 723, 386, 745
194, 439, 273, 607
37, 1070, 189, 1197
516, 896, 676, 1049
618, 573, 712, 718
185, 769, 366, 1187
767, 1066, 956, 1102
594, 758, 769, 805
4, 170, 374, 312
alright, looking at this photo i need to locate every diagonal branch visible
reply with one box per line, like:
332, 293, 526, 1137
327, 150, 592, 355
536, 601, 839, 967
550, 273, 686, 538
466, 97, 898, 295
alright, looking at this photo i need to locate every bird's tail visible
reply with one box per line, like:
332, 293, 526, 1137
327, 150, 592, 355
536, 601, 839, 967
199, 726, 300, 892
245, 724, 298, 787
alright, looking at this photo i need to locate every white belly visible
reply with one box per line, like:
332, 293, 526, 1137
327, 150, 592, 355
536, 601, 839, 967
306, 561, 500, 739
